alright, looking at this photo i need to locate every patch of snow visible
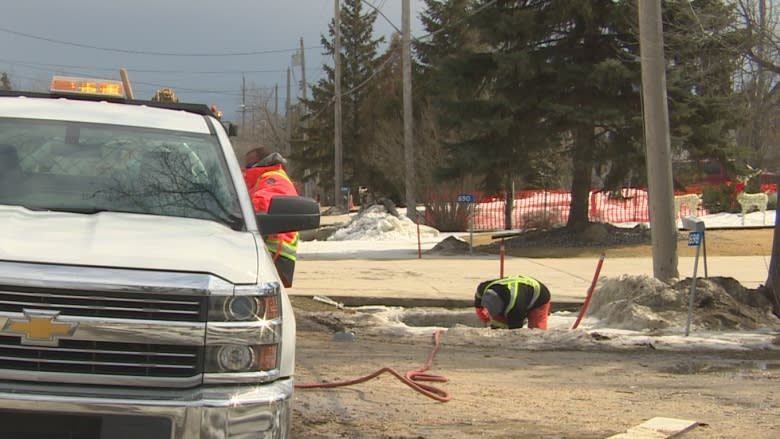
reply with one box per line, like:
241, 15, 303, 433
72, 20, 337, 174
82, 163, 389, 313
613, 209, 776, 229
313, 305, 779, 352
327, 205, 440, 241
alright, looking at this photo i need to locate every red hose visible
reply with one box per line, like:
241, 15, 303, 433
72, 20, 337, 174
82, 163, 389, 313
416, 217, 422, 259
295, 329, 452, 402
571, 253, 605, 330
499, 242, 505, 278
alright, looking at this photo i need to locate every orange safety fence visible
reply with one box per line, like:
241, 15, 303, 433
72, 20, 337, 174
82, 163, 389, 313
434, 184, 777, 232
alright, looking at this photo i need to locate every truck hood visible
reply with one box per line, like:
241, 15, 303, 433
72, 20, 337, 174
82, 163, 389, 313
0, 206, 259, 284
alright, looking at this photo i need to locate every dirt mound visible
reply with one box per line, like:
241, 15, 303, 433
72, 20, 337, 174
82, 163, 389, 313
427, 235, 472, 255
588, 275, 780, 331
486, 223, 652, 251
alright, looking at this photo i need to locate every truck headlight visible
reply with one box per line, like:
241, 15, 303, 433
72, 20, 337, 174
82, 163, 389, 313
225, 296, 259, 321
208, 295, 279, 321
205, 344, 278, 373
217, 345, 255, 371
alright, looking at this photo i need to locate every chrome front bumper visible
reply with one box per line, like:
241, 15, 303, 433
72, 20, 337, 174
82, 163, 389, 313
0, 379, 293, 439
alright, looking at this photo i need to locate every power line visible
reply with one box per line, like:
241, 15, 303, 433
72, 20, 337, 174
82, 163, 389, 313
0, 61, 279, 97
305, 52, 398, 122
0, 25, 322, 57
362, 0, 401, 34
0, 58, 321, 75
414, 0, 498, 42
363, 0, 500, 43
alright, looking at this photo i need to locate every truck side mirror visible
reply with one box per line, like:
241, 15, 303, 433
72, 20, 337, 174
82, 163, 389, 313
256, 196, 320, 235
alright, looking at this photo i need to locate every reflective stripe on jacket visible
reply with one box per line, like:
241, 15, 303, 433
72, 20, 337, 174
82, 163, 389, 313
265, 233, 299, 262
489, 318, 509, 329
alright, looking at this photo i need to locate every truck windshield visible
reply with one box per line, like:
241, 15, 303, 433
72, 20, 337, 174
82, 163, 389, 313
0, 118, 244, 230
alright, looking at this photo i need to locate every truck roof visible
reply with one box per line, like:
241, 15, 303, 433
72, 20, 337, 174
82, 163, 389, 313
0, 89, 219, 117
0, 91, 214, 134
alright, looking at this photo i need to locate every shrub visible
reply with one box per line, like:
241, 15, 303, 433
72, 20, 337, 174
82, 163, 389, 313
424, 199, 470, 232
702, 184, 738, 213
521, 208, 563, 230
746, 178, 761, 194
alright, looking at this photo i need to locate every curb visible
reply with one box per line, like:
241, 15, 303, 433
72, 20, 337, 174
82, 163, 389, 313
292, 295, 582, 312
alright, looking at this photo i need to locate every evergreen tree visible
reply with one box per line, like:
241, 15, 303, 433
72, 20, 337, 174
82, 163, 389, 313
290, 75, 336, 202
416, 0, 476, 82
353, 33, 450, 202
357, 34, 405, 200
420, 1, 560, 206
660, 0, 747, 171
532, 0, 645, 230
291, 0, 383, 203
420, 0, 745, 232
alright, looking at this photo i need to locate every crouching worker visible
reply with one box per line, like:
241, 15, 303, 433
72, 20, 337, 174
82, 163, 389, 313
474, 275, 551, 330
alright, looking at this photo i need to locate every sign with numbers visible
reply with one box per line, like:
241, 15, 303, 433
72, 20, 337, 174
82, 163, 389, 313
457, 194, 475, 204
687, 231, 703, 247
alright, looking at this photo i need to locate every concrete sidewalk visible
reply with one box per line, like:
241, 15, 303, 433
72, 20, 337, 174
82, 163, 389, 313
289, 252, 772, 308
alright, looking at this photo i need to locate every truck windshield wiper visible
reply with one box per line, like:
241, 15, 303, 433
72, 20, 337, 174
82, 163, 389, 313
20, 205, 139, 215
222, 212, 245, 231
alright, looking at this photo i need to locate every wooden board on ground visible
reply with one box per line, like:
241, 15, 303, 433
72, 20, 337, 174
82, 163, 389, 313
608, 417, 698, 438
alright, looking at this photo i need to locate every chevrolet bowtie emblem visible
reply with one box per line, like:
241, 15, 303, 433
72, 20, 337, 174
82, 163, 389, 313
3, 310, 78, 347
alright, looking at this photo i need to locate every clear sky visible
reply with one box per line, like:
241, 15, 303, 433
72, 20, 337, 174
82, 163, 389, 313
1, 0, 428, 121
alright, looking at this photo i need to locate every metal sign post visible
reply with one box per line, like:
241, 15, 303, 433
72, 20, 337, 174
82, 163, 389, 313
340, 186, 350, 211
469, 203, 474, 255
457, 194, 475, 254
682, 216, 705, 337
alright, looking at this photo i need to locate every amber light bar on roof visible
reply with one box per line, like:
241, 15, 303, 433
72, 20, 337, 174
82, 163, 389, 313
50, 76, 125, 97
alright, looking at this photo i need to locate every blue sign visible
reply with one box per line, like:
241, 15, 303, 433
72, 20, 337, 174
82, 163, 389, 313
457, 194, 475, 204
341, 186, 350, 193
687, 231, 703, 247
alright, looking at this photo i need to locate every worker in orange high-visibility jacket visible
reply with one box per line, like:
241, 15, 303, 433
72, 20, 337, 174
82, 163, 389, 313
474, 275, 551, 330
243, 147, 299, 287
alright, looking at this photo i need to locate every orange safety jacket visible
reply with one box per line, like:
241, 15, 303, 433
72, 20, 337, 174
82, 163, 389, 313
242, 164, 299, 264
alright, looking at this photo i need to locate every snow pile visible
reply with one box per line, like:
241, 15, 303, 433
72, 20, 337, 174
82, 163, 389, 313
327, 205, 440, 241
587, 275, 780, 331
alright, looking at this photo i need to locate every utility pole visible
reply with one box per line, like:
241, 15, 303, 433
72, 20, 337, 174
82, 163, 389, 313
286, 67, 292, 156
402, 0, 416, 220
299, 37, 311, 198
241, 74, 246, 129
639, 0, 679, 282
300, 37, 308, 102
334, 0, 344, 211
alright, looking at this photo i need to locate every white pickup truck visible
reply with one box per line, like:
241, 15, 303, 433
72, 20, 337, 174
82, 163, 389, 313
0, 77, 318, 438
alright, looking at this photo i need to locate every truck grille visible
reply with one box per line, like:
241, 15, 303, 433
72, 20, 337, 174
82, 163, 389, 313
0, 335, 202, 378
0, 286, 206, 322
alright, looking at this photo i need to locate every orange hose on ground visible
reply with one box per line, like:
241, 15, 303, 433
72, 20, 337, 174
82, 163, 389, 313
416, 218, 422, 259
499, 242, 505, 278
295, 329, 452, 402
